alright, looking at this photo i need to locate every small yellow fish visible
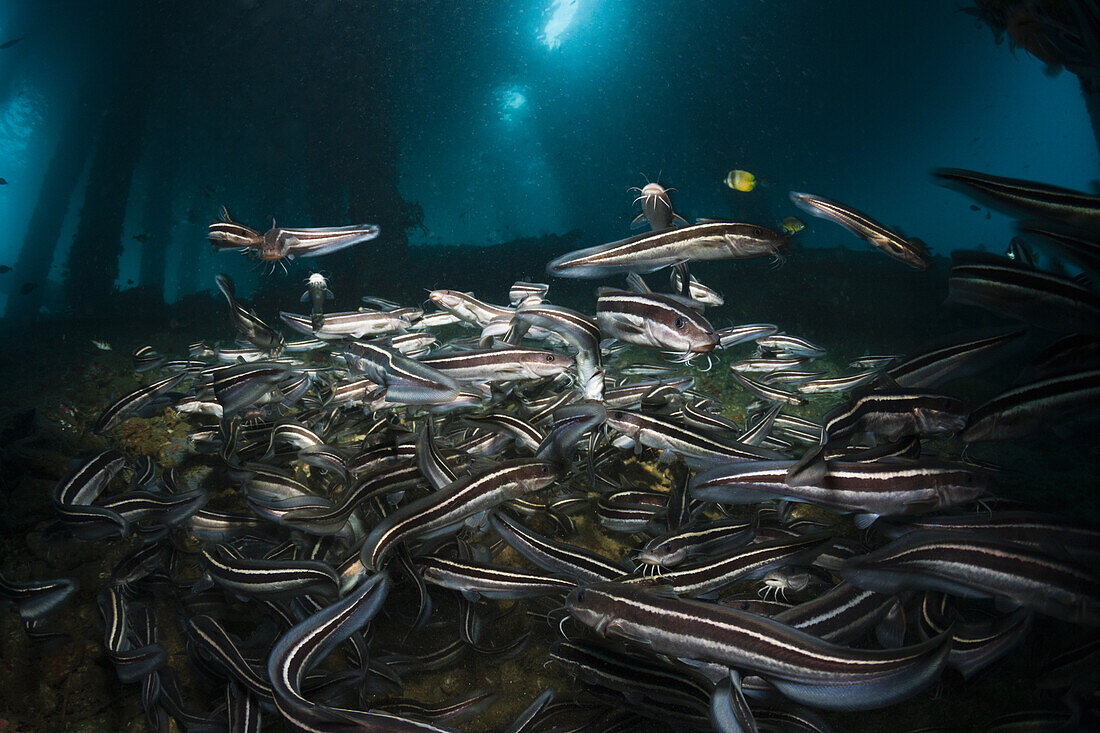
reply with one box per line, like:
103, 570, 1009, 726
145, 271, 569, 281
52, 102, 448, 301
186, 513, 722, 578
91, 339, 111, 351
724, 169, 756, 192
780, 216, 805, 235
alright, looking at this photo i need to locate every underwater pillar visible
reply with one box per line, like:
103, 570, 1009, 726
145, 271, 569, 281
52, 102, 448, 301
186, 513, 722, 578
138, 138, 177, 303
1083, 80, 1100, 161
64, 57, 153, 316
3, 85, 102, 323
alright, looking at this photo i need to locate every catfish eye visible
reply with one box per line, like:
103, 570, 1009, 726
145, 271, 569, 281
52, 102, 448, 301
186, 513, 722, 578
753, 227, 763, 237
574, 589, 586, 604
545, 354, 555, 362
674, 316, 686, 330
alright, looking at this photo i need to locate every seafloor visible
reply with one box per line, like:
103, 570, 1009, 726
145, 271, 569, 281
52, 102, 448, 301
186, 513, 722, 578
0, 241, 1095, 731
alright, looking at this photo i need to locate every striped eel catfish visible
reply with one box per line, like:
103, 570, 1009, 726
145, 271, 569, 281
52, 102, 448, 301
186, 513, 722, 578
428, 288, 515, 327
460, 412, 545, 453
710, 670, 757, 733
836, 530, 1100, 626
92, 372, 186, 434
210, 362, 290, 417
731, 356, 809, 374
199, 544, 340, 601
916, 591, 1033, 680
716, 323, 778, 349
790, 191, 930, 269
566, 581, 952, 710
597, 489, 667, 533
490, 511, 627, 584
879, 511, 1100, 567
300, 271, 333, 331
186, 615, 274, 701
266, 572, 447, 732
418, 556, 576, 599
757, 332, 826, 359
732, 371, 806, 406
691, 459, 988, 521
623, 532, 833, 596
96, 586, 166, 685
605, 409, 784, 467
796, 369, 881, 395
342, 340, 461, 405
52, 449, 130, 538
375, 691, 496, 727
280, 463, 426, 536
53, 449, 127, 506
416, 419, 460, 490
960, 366, 1100, 442
226, 681, 262, 733
0, 573, 78, 621
635, 518, 755, 569
883, 328, 1027, 388
547, 221, 788, 278
934, 168, 1100, 231
786, 389, 968, 485
509, 280, 550, 305
669, 268, 724, 306
132, 345, 166, 371
603, 376, 695, 410
513, 300, 603, 396
385, 331, 438, 356
358, 458, 560, 572
947, 250, 1100, 335
419, 347, 574, 384
212, 344, 267, 362
549, 639, 712, 727
1020, 219, 1100, 276
279, 309, 411, 339
773, 581, 900, 645
409, 310, 462, 330
681, 398, 741, 433
630, 180, 688, 231
214, 273, 284, 351
208, 214, 380, 261
596, 289, 719, 360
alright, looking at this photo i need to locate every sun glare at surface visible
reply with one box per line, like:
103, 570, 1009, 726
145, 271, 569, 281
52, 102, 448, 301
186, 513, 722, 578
541, 0, 579, 50
496, 84, 529, 123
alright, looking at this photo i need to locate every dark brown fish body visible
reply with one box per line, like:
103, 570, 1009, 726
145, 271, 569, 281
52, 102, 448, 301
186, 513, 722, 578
790, 191, 930, 269
947, 250, 1100, 335
935, 168, 1100, 232
548, 222, 788, 278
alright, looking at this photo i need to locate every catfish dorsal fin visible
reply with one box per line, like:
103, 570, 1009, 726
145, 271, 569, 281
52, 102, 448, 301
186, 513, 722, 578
673, 262, 691, 298
625, 272, 650, 293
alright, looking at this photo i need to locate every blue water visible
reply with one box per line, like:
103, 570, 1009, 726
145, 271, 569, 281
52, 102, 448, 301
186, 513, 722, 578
0, 0, 1094, 315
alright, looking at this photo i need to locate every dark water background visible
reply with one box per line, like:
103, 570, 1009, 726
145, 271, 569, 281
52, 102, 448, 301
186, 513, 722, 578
0, 0, 1095, 315
0, 1, 1097, 731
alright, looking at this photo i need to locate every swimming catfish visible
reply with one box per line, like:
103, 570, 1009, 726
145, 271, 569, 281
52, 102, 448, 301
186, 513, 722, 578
629, 181, 688, 231
300, 273, 334, 331
209, 207, 380, 263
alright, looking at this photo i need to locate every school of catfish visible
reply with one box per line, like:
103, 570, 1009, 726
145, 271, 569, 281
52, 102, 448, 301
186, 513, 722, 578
3, 168, 1100, 732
